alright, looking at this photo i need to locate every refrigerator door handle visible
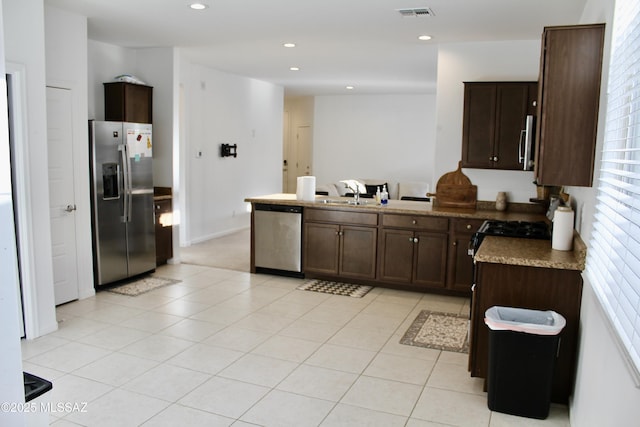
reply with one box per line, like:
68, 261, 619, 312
125, 145, 133, 223
119, 143, 129, 222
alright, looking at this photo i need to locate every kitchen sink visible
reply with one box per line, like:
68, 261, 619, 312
318, 199, 369, 206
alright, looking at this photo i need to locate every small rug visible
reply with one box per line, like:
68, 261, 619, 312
400, 310, 469, 353
297, 279, 373, 298
106, 276, 181, 296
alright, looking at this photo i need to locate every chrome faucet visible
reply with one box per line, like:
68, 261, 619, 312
344, 182, 360, 205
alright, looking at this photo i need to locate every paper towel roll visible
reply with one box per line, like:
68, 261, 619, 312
296, 176, 316, 201
552, 206, 574, 251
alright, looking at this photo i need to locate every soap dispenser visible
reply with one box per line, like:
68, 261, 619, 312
381, 185, 389, 205
375, 186, 381, 205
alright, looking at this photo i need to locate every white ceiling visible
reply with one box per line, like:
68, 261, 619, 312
44, 0, 587, 96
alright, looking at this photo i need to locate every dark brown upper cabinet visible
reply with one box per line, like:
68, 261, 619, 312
462, 82, 538, 170
104, 82, 153, 124
534, 24, 605, 187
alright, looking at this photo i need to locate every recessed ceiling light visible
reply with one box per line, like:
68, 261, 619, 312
189, 3, 208, 10
346, 86, 354, 90
283, 43, 296, 48
418, 35, 432, 41
289, 67, 300, 71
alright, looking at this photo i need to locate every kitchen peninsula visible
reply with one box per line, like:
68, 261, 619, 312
245, 193, 553, 295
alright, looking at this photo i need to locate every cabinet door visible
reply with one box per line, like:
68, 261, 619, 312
462, 83, 496, 168
535, 24, 605, 186
304, 222, 340, 275
339, 225, 377, 280
378, 229, 415, 284
104, 82, 153, 124
413, 231, 448, 288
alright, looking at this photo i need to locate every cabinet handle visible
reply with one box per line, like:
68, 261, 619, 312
494, 156, 498, 162
453, 241, 457, 246
412, 219, 417, 225
336, 231, 343, 236
466, 224, 472, 230
413, 237, 419, 243
408, 237, 414, 242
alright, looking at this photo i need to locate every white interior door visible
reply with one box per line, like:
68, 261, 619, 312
282, 110, 290, 192
296, 124, 312, 178
47, 86, 79, 305
287, 125, 312, 194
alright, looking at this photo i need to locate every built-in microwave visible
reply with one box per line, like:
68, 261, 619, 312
519, 114, 535, 171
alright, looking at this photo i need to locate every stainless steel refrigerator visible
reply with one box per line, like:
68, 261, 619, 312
89, 120, 156, 286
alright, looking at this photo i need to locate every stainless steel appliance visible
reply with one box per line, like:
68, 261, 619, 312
89, 120, 156, 286
519, 114, 536, 170
468, 220, 551, 257
254, 204, 303, 277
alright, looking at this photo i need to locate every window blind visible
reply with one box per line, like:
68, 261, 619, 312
587, 0, 640, 374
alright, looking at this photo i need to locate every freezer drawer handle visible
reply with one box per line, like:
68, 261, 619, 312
65, 204, 77, 212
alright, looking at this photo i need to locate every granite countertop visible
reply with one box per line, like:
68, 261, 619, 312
474, 233, 587, 271
244, 193, 547, 222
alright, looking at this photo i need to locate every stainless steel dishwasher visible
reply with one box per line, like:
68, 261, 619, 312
254, 203, 303, 276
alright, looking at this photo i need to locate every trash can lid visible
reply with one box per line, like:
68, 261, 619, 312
484, 306, 566, 335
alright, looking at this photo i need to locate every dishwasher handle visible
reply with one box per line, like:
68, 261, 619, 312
254, 203, 302, 214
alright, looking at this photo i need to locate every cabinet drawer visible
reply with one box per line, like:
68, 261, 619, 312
305, 208, 378, 226
382, 214, 448, 231
452, 218, 485, 233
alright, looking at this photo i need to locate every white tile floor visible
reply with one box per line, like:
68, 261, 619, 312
22, 264, 571, 426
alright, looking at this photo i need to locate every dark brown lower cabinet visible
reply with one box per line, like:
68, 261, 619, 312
303, 208, 378, 281
378, 229, 447, 289
469, 262, 583, 403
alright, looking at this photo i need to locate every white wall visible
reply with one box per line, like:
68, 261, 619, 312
0, 1, 28, 422
3, 0, 57, 337
313, 94, 436, 197
179, 59, 283, 244
434, 40, 541, 202
568, 0, 640, 426
87, 40, 137, 120
44, 5, 94, 302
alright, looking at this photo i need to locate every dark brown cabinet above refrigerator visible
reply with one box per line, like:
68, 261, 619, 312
534, 24, 605, 187
461, 82, 537, 170
104, 82, 153, 124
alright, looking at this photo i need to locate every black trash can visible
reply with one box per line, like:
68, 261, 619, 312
484, 306, 566, 419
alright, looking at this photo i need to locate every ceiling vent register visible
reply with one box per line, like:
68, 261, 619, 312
396, 7, 435, 18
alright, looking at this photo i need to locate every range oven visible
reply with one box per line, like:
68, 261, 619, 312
468, 219, 551, 257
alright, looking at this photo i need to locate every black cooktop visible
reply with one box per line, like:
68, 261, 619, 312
477, 220, 551, 240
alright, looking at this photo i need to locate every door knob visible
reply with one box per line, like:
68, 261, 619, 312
65, 204, 77, 212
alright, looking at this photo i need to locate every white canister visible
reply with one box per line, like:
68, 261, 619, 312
552, 206, 574, 251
